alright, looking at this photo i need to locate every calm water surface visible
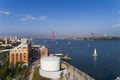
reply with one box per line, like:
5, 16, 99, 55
33, 38, 120, 80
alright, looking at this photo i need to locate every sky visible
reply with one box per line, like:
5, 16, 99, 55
0, 0, 120, 38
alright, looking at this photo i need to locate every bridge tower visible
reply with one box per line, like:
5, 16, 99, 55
91, 33, 94, 40
52, 31, 55, 41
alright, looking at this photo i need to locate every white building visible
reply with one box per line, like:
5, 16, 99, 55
39, 56, 67, 79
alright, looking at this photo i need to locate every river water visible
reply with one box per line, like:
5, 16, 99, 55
32, 38, 120, 80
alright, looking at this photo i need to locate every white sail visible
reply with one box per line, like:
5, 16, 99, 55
92, 48, 98, 56
68, 41, 70, 45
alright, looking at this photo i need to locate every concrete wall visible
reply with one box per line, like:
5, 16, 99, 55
64, 62, 95, 80
39, 69, 67, 79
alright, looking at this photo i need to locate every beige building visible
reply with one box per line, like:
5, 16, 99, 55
39, 45, 48, 57
9, 38, 32, 66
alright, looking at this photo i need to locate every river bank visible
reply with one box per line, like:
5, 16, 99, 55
62, 61, 95, 80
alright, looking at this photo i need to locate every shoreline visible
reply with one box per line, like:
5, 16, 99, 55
63, 61, 95, 80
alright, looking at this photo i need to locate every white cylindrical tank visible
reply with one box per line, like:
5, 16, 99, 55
40, 56, 60, 71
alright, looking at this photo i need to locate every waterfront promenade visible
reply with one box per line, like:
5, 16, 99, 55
64, 62, 95, 80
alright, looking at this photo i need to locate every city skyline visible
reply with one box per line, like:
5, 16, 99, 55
0, 0, 120, 37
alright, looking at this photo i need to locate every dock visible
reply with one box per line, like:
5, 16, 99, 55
55, 53, 71, 61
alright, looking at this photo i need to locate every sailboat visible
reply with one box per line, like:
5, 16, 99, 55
92, 48, 98, 56
115, 76, 120, 80
56, 42, 58, 44
68, 41, 71, 45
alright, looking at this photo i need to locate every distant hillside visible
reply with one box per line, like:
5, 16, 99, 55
64, 37, 120, 41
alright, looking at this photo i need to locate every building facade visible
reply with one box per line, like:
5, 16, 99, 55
9, 38, 32, 65
39, 45, 48, 57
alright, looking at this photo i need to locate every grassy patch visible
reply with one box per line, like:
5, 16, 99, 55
32, 67, 51, 80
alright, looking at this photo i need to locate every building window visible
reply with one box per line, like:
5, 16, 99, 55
16, 53, 18, 63
12, 53, 14, 63
24, 53, 26, 57
20, 53, 22, 63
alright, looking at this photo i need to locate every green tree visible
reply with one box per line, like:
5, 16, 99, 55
60, 72, 63, 80
6, 75, 11, 80
1, 54, 5, 60
10, 63, 15, 77
0, 60, 8, 79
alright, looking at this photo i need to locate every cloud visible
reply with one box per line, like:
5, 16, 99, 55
113, 24, 120, 31
118, 11, 120, 14
0, 10, 11, 15
113, 24, 120, 27
112, 11, 115, 14
20, 18, 27, 21
112, 11, 120, 14
20, 15, 37, 21
20, 15, 48, 22
39, 16, 48, 21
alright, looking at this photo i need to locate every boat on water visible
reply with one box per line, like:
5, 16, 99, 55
56, 42, 58, 44
61, 56, 71, 62
92, 48, 98, 56
115, 76, 120, 80
61, 53, 71, 61
43, 40, 47, 43
55, 53, 71, 61
68, 41, 71, 45
54, 53, 64, 57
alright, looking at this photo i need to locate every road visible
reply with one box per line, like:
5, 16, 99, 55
29, 66, 34, 80
28, 58, 40, 80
